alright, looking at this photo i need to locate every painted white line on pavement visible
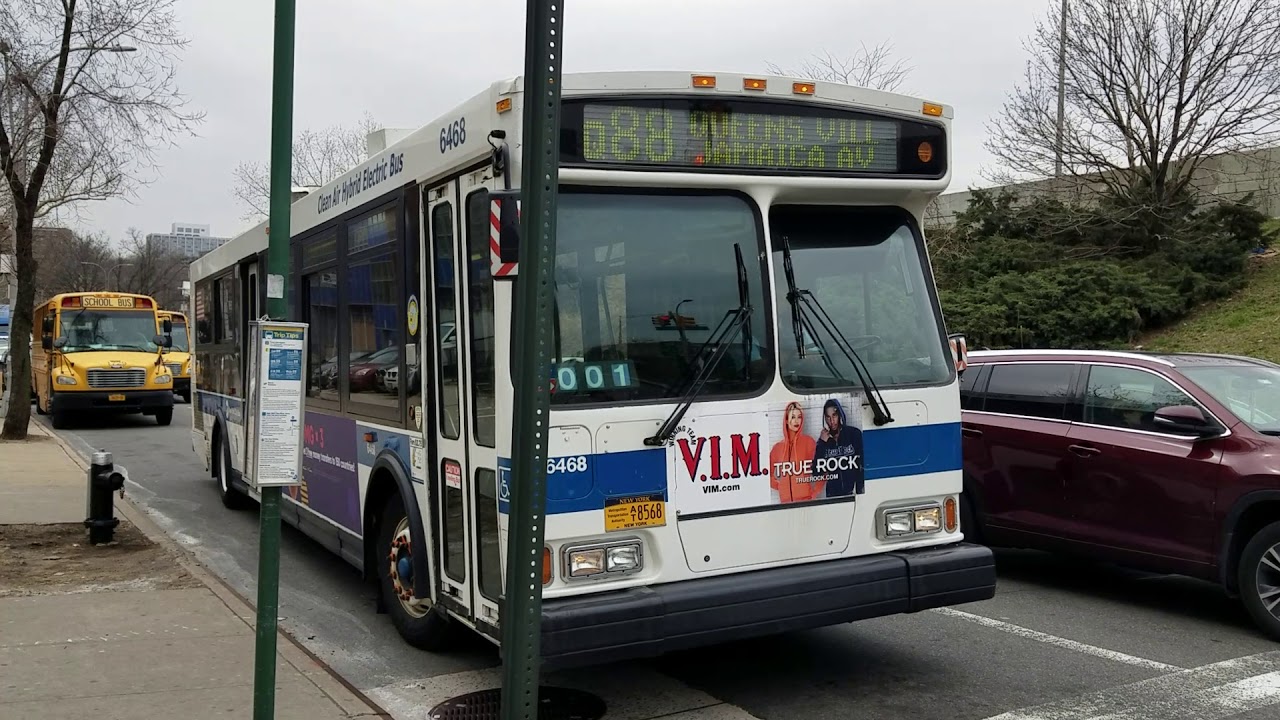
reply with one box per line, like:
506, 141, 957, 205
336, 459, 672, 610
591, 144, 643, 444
982, 651, 1280, 720
369, 663, 763, 720
931, 607, 1182, 672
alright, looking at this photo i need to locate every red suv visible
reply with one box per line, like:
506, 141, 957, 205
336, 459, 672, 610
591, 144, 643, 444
959, 349, 1280, 637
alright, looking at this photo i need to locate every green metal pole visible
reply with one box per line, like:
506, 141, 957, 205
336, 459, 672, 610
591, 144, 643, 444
254, 0, 295, 717
500, 1, 565, 718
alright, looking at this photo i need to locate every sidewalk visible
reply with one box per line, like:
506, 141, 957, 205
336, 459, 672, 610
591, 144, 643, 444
0, 419, 389, 719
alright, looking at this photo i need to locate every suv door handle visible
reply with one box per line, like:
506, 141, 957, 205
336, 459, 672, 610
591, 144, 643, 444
962, 427, 983, 438
1068, 444, 1101, 457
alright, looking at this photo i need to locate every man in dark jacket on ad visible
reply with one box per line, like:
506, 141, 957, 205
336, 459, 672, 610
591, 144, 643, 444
813, 398, 864, 497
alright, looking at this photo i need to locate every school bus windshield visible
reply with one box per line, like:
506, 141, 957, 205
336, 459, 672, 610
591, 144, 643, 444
168, 320, 190, 351
59, 308, 160, 353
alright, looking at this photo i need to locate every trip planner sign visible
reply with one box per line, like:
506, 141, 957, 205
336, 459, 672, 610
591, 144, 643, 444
247, 321, 307, 488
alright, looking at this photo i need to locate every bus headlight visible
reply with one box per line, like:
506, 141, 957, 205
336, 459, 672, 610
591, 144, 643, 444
55, 374, 78, 385
154, 373, 172, 385
880, 502, 946, 539
563, 539, 643, 580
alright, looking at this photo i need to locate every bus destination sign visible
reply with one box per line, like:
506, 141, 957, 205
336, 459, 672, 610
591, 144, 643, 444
81, 296, 136, 309
560, 97, 946, 177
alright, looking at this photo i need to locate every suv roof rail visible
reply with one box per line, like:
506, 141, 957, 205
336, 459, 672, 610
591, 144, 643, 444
966, 348, 1176, 367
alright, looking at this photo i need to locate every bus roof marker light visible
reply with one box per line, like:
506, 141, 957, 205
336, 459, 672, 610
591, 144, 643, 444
743, 78, 766, 91
792, 82, 815, 95
496, 98, 513, 113
923, 102, 944, 117
691, 74, 717, 88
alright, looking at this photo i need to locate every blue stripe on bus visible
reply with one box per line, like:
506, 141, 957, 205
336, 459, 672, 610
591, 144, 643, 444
498, 422, 962, 516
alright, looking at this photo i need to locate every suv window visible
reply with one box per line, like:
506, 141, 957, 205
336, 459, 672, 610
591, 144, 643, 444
984, 363, 1075, 420
1083, 365, 1196, 433
959, 365, 983, 410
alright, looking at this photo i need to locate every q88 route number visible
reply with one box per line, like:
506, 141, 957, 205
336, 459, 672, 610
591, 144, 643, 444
439, 117, 466, 153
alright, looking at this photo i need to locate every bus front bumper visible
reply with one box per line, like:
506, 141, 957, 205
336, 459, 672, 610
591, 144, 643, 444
539, 541, 995, 671
51, 389, 175, 414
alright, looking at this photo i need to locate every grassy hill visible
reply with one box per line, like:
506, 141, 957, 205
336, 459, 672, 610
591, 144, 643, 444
1137, 253, 1280, 362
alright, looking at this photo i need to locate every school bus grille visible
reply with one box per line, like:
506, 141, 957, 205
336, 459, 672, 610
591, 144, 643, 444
87, 368, 147, 388
165, 363, 182, 376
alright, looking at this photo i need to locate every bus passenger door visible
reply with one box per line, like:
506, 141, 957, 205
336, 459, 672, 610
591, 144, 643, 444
459, 170, 502, 631
425, 182, 474, 620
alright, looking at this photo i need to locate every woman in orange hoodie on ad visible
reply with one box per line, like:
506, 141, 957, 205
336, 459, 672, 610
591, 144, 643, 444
769, 401, 822, 503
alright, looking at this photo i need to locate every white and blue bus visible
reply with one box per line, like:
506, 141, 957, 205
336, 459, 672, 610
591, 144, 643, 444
190, 70, 994, 669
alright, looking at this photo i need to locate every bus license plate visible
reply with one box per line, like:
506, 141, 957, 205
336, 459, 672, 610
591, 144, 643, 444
604, 494, 666, 532
108, 394, 126, 401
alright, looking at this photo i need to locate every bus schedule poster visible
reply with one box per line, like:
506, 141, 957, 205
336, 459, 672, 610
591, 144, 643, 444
247, 320, 308, 489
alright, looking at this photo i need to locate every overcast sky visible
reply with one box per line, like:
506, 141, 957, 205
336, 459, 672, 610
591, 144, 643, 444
62, 0, 1047, 244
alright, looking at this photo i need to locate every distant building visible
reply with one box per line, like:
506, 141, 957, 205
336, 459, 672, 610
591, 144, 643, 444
146, 222, 229, 258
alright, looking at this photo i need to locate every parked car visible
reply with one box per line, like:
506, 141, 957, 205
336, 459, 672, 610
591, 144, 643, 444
959, 349, 1280, 638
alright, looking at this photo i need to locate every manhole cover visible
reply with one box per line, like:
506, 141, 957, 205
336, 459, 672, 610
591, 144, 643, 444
427, 686, 606, 720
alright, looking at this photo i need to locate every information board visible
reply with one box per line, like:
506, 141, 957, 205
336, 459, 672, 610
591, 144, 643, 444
246, 320, 307, 488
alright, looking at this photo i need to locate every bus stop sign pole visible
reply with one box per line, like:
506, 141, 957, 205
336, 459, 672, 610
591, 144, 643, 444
501, 1, 565, 718
254, 0, 296, 717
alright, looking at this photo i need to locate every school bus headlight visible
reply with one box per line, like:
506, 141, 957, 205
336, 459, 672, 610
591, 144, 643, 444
55, 374, 78, 385
914, 507, 942, 533
154, 373, 172, 385
568, 549, 606, 577
885, 511, 914, 536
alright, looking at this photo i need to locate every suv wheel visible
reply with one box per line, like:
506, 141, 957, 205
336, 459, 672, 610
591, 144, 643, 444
1238, 520, 1280, 640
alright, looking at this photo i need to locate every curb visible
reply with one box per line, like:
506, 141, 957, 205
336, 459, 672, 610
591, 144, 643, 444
36, 419, 392, 719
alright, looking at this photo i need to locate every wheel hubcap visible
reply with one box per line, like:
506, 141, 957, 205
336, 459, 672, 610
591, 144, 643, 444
1256, 543, 1280, 619
388, 517, 430, 618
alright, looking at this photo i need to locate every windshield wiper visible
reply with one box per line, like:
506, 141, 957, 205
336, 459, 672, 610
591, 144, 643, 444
777, 232, 894, 427
645, 243, 753, 447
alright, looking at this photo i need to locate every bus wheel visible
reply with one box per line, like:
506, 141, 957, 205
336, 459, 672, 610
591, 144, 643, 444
215, 432, 250, 510
181, 391, 191, 404
34, 384, 46, 415
155, 407, 174, 426
377, 492, 456, 651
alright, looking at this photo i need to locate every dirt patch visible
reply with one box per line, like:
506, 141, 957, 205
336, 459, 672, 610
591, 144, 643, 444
0, 521, 202, 597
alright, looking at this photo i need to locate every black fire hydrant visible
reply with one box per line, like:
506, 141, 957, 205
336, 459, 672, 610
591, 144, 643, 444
85, 450, 127, 545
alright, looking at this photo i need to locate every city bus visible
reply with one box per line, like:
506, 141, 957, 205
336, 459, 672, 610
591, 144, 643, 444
158, 310, 193, 403
33, 291, 175, 429
190, 70, 995, 668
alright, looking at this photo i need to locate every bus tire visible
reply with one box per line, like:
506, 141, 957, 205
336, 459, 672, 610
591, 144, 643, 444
181, 390, 191, 404
214, 430, 250, 510
1238, 520, 1280, 641
376, 491, 457, 651
155, 407, 173, 426
34, 384, 46, 415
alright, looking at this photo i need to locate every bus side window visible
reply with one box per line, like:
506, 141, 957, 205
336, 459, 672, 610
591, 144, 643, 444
465, 189, 495, 448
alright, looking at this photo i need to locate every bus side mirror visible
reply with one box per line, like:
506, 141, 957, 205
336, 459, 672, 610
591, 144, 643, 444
491, 190, 521, 273
53, 337, 67, 349
162, 318, 173, 334
42, 316, 54, 334
153, 334, 171, 349
949, 333, 969, 375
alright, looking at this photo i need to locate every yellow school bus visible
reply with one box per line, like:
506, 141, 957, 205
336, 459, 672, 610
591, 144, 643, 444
32, 292, 175, 428
157, 310, 192, 404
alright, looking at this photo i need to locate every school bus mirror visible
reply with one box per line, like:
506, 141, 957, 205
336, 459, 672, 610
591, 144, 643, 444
152, 334, 171, 350
42, 316, 54, 334
162, 318, 173, 334
53, 336, 67, 350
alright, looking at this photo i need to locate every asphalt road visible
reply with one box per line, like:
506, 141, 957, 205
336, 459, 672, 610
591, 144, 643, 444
40, 404, 1280, 720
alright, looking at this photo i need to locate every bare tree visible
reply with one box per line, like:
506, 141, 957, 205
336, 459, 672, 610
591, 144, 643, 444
31, 228, 113, 298
986, 0, 1280, 211
0, 0, 202, 440
766, 42, 912, 92
231, 112, 379, 221
116, 227, 186, 309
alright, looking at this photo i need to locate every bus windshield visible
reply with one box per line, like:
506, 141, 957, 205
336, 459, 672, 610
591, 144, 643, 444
59, 309, 159, 353
550, 191, 771, 405
169, 321, 190, 352
771, 205, 950, 391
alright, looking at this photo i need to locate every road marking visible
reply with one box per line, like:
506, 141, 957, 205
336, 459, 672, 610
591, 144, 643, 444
932, 607, 1181, 671
982, 651, 1280, 720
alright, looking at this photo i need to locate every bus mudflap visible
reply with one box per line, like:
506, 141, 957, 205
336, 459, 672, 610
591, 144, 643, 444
538, 541, 995, 671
